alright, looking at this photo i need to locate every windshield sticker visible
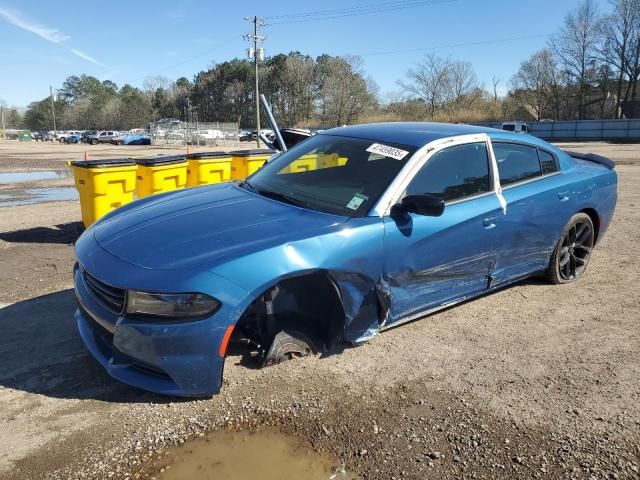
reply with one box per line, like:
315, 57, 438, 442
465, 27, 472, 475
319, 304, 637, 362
346, 193, 368, 211
366, 143, 409, 160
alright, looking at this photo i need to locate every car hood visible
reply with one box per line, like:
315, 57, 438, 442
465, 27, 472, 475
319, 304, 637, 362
93, 183, 348, 271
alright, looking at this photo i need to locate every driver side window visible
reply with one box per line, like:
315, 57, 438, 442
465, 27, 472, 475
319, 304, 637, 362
405, 142, 491, 202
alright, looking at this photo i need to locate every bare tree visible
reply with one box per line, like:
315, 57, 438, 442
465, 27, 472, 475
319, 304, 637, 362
444, 60, 479, 110
599, 0, 640, 117
492, 76, 500, 103
319, 55, 375, 125
624, 2, 640, 116
276, 54, 316, 126
550, 0, 601, 118
142, 76, 172, 93
398, 53, 450, 119
511, 49, 559, 120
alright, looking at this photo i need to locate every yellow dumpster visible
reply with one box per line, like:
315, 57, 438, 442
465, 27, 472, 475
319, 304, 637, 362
317, 153, 348, 169
136, 155, 188, 198
283, 153, 317, 173
230, 149, 272, 180
186, 152, 232, 187
69, 158, 137, 227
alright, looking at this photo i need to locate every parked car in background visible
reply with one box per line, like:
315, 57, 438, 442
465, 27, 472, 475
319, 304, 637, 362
81, 130, 97, 143
68, 132, 83, 144
87, 131, 118, 145
123, 132, 151, 145
55, 131, 68, 142
58, 130, 83, 143
111, 132, 131, 145
204, 129, 225, 140
184, 129, 225, 145
502, 121, 530, 134
240, 130, 275, 143
73, 122, 617, 397
34, 131, 55, 141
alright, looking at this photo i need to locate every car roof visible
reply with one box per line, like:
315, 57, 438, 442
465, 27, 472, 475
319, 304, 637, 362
320, 122, 505, 148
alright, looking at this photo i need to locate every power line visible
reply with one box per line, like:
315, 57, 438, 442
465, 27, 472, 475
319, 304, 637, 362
264, 0, 459, 26
128, 36, 238, 85
351, 33, 549, 57
264, 0, 457, 20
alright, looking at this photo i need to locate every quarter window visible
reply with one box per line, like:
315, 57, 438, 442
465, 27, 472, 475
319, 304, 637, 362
493, 143, 541, 186
539, 150, 558, 175
406, 142, 491, 202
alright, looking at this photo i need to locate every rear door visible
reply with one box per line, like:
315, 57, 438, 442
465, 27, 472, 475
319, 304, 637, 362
490, 141, 574, 285
382, 139, 503, 325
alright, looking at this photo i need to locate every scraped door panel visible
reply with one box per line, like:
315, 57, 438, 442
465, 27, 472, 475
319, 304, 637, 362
382, 194, 503, 324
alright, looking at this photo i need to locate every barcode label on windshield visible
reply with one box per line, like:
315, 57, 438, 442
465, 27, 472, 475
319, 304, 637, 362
366, 143, 409, 160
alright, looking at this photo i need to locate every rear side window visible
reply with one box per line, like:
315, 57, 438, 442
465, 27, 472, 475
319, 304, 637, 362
493, 143, 541, 186
406, 142, 491, 202
539, 150, 558, 175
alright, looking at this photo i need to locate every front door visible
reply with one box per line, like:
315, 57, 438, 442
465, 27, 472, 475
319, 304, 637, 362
382, 141, 502, 325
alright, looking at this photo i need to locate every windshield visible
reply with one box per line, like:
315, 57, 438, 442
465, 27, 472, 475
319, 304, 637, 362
246, 134, 416, 217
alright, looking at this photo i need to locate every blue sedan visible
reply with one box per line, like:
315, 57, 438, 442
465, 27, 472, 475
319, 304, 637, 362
73, 123, 617, 397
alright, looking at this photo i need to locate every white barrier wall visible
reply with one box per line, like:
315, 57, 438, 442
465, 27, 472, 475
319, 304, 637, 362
473, 119, 640, 141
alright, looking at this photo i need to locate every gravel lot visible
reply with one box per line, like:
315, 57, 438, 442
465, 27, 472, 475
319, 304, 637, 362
0, 141, 638, 480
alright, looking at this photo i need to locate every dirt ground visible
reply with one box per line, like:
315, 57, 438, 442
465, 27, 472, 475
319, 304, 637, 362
0, 140, 638, 480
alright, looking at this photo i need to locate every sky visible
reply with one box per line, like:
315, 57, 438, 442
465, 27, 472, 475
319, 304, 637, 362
0, 0, 613, 108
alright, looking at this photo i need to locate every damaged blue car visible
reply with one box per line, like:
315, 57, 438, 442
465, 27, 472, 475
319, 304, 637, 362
73, 122, 617, 397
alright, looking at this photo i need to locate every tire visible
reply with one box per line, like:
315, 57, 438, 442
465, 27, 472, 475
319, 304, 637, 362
90, 138, 98, 145
263, 328, 318, 367
546, 213, 595, 284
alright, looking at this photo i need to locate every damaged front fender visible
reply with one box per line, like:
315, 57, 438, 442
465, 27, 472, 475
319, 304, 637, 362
211, 217, 387, 344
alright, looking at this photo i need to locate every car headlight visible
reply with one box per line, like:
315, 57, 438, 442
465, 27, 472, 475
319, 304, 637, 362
126, 291, 220, 319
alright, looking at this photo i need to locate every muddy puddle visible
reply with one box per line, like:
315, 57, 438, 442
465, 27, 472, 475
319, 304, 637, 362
0, 170, 77, 206
0, 188, 78, 207
0, 170, 71, 184
149, 428, 357, 480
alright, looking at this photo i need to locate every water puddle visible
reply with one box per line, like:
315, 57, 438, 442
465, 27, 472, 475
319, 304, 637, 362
0, 188, 78, 207
149, 428, 356, 480
0, 170, 71, 184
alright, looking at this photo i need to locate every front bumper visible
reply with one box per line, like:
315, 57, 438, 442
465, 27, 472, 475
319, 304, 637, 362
73, 232, 250, 397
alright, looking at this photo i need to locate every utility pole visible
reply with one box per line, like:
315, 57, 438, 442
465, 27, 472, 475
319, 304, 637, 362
49, 86, 57, 135
244, 16, 265, 148
1, 107, 6, 139
185, 97, 192, 123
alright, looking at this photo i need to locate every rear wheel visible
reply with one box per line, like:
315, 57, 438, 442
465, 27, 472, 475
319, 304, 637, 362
90, 138, 98, 145
546, 213, 595, 284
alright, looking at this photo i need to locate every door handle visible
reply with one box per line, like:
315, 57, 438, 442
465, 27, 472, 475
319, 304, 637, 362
558, 191, 570, 202
483, 217, 497, 229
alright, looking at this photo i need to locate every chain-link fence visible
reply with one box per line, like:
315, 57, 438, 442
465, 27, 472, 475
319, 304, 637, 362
149, 120, 244, 147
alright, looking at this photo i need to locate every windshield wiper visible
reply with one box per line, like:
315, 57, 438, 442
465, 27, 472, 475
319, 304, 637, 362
256, 189, 309, 208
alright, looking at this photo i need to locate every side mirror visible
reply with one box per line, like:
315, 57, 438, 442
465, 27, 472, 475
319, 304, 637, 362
393, 194, 445, 217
